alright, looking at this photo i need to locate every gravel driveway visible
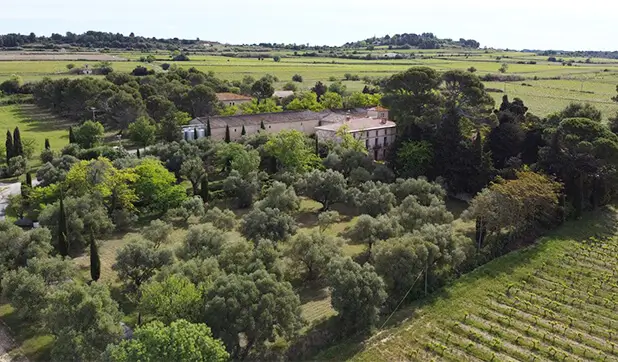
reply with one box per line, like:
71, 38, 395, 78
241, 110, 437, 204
0, 182, 21, 221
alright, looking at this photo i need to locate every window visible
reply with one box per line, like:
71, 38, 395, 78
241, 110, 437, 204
384, 137, 387, 145
374, 138, 378, 146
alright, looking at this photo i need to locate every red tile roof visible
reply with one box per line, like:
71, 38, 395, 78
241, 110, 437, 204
216, 93, 253, 101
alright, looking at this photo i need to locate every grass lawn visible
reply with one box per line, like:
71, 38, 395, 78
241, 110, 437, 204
0, 104, 73, 171
317, 206, 618, 361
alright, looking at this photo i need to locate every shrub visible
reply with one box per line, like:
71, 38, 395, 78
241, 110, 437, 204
292, 74, 303, 82
7, 156, 26, 177
40, 148, 55, 164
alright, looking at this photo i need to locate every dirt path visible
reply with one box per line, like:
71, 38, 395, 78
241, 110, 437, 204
0, 320, 27, 362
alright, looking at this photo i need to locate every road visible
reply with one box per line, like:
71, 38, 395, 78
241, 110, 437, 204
0, 182, 21, 221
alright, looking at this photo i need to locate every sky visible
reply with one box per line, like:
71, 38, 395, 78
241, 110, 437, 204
2, 0, 617, 51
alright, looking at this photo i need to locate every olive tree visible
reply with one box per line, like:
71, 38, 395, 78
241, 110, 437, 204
202, 269, 303, 360
327, 257, 387, 333
287, 231, 342, 280
296, 169, 347, 210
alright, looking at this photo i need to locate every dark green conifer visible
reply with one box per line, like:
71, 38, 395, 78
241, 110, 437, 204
57, 192, 69, 257
224, 124, 230, 143
200, 176, 209, 203
13, 127, 23, 156
69, 126, 76, 144
90, 231, 101, 282
206, 118, 211, 137
5, 130, 13, 163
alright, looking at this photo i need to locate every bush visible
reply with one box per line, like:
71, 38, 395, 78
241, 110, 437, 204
7, 156, 26, 177
131, 66, 151, 76
112, 209, 137, 231
292, 74, 303, 82
282, 82, 297, 91
273, 56, 281, 62
161, 63, 171, 71
172, 53, 190, 61
203, 207, 237, 231
40, 148, 55, 164
328, 76, 338, 82
61, 143, 82, 157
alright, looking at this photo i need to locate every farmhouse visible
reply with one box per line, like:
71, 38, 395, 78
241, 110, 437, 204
184, 109, 369, 142
215, 92, 253, 106
315, 116, 396, 160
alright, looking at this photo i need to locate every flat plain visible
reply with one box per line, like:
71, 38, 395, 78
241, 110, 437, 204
2, 49, 618, 119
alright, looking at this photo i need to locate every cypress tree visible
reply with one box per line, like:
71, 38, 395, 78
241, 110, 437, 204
90, 231, 101, 282
315, 136, 319, 156
205, 118, 211, 137
194, 127, 199, 140
260, 120, 266, 130
241, 125, 246, 136
44, 138, 50, 150
25, 172, 32, 188
224, 124, 230, 143
68, 126, 76, 144
136, 148, 141, 158
5, 130, 13, 163
57, 192, 69, 257
13, 127, 23, 156
200, 176, 209, 202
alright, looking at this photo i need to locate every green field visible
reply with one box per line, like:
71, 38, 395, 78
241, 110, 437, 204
318, 206, 618, 361
0, 104, 72, 169
2, 49, 618, 119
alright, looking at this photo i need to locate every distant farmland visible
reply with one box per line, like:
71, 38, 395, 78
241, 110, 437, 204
1, 49, 618, 118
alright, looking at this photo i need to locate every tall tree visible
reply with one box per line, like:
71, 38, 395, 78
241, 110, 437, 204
44, 138, 50, 150
327, 257, 386, 333
241, 125, 246, 136
136, 148, 141, 158
202, 270, 302, 360
5, 129, 13, 163
90, 231, 101, 282
200, 175, 209, 202
251, 77, 275, 103
260, 120, 265, 130
57, 192, 69, 257
13, 127, 23, 156
68, 126, 76, 144
206, 118, 212, 137
224, 124, 230, 143
311, 81, 327, 102
25, 172, 32, 188
194, 127, 199, 140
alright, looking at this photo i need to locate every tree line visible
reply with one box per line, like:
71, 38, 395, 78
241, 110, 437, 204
0, 31, 201, 50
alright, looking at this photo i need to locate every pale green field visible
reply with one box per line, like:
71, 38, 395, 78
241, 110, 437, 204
2, 50, 618, 118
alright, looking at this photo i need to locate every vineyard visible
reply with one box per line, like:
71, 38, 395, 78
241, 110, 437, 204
322, 207, 618, 362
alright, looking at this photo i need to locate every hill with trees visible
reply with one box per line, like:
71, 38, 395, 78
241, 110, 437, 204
343, 32, 480, 49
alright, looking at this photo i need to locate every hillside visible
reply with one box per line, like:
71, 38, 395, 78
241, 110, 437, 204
318, 206, 618, 361
343, 33, 480, 49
